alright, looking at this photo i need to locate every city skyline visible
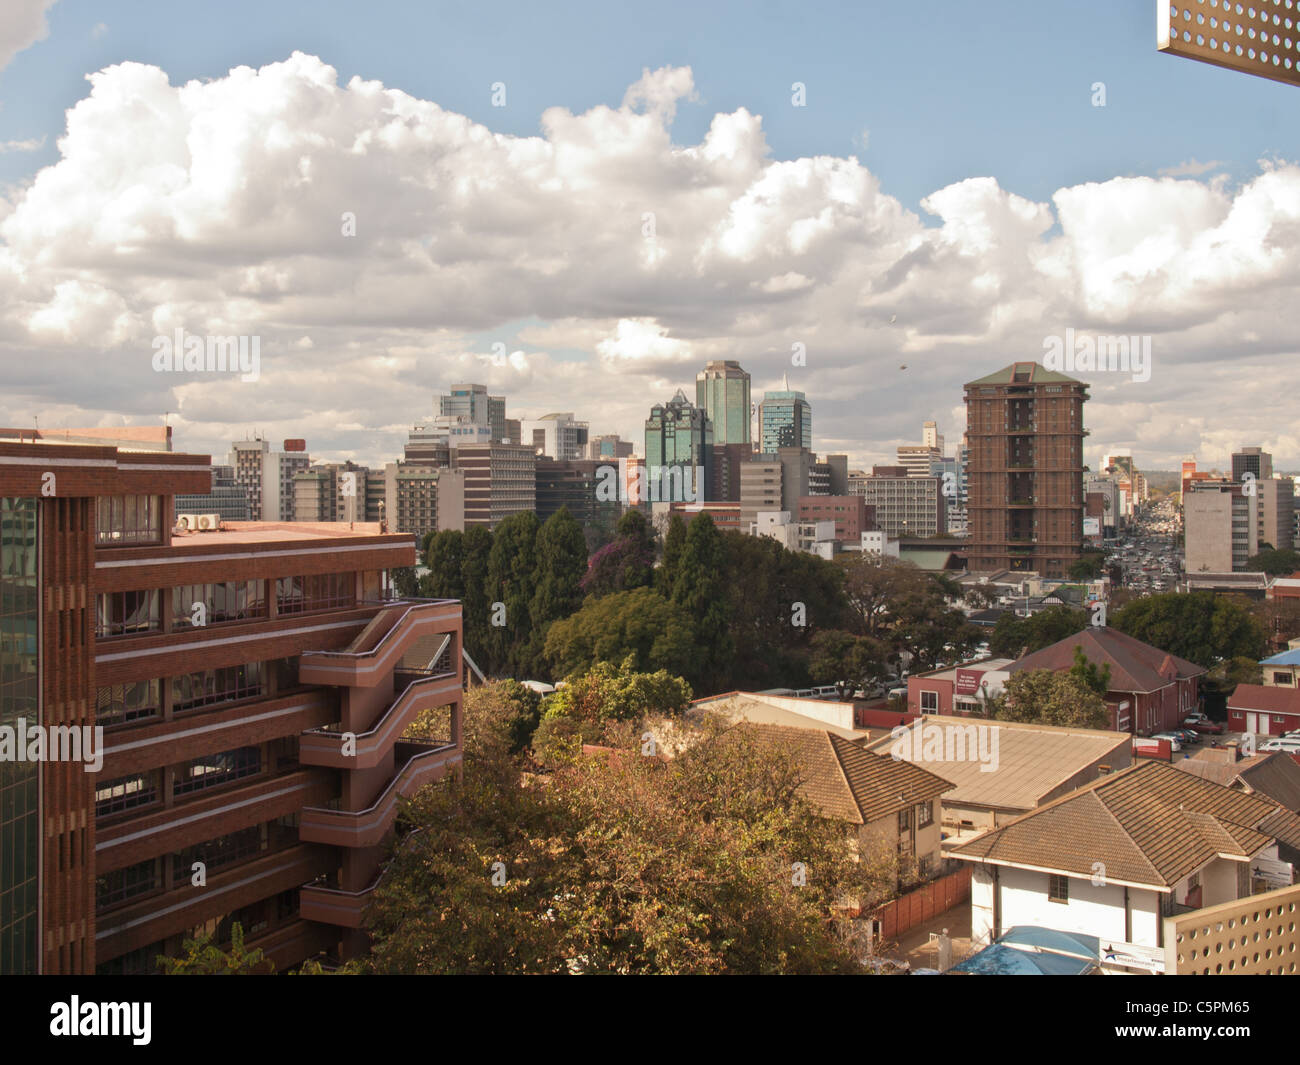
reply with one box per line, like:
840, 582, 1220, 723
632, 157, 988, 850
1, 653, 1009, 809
0, 3, 1298, 474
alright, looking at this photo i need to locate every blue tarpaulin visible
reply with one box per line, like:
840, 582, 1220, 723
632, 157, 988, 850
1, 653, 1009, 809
949, 925, 1099, 975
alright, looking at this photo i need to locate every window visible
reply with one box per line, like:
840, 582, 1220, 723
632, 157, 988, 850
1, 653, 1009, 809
173, 746, 261, 797
1274, 672, 1292, 686
95, 679, 161, 728
171, 821, 292, 886
921, 690, 939, 713
95, 590, 160, 638
170, 662, 264, 713
1048, 874, 1069, 904
96, 858, 161, 911
95, 495, 162, 546
954, 697, 980, 715
917, 801, 933, 828
898, 808, 910, 832
95, 771, 160, 819
276, 572, 353, 614
172, 581, 264, 627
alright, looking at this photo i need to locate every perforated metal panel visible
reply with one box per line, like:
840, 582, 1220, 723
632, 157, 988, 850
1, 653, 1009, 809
1159, 0, 1300, 87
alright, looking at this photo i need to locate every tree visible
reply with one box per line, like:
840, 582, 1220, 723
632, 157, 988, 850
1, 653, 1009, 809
529, 508, 588, 663
580, 509, 657, 600
1251, 595, 1300, 649
1069, 645, 1112, 695
158, 922, 273, 974
658, 512, 687, 593
836, 555, 928, 640
364, 719, 893, 974
424, 530, 466, 600
1246, 548, 1300, 577
460, 525, 494, 665
670, 514, 733, 693
1112, 591, 1265, 667
389, 566, 419, 598
544, 587, 701, 681
991, 669, 1109, 729
485, 512, 541, 676
809, 630, 891, 697
1069, 552, 1106, 579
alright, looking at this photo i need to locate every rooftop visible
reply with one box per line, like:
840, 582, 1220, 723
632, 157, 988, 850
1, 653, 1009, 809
1175, 751, 1300, 813
172, 521, 401, 545
952, 760, 1300, 889
866, 715, 1131, 812
1008, 626, 1206, 692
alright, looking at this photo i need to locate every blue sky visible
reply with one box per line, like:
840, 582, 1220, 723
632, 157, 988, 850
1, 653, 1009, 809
6, 1, 1294, 207
2, 2, 1300, 470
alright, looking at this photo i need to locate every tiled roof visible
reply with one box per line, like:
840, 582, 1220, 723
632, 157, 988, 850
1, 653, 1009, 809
1261, 649, 1300, 666
736, 723, 953, 825
1226, 684, 1300, 715
1008, 626, 1206, 693
964, 363, 1082, 387
865, 716, 1131, 812
952, 761, 1300, 889
1175, 752, 1300, 813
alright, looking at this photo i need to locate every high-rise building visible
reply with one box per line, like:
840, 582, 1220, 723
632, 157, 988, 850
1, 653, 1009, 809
758, 377, 811, 452
739, 455, 784, 530
696, 360, 751, 446
440, 384, 507, 442
854, 467, 946, 538
174, 465, 251, 521
1185, 480, 1260, 572
453, 443, 536, 529
520, 412, 589, 461
922, 420, 945, 455
964, 362, 1088, 576
292, 462, 377, 525
0, 429, 462, 975
383, 461, 453, 541
535, 458, 622, 543
897, 444, 943, 479
228, 439, 311, 522
645, 389, 713, 500
1232, 446, 1274, 483
585, 434, 634, 461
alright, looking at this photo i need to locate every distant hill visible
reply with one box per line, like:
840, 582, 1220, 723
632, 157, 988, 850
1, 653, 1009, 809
1142, 471, 1181, 492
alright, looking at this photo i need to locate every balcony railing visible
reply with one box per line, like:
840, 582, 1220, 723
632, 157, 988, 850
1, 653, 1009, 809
298, 741, 460, 848
299, 599, 461, 688
299, 670, 460, 769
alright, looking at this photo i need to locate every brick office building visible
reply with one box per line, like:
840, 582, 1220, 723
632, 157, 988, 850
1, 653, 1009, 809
0, 431, 462, 974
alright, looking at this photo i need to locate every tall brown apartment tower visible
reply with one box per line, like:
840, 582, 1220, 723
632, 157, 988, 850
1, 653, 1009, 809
963, 363, 1088, 577
0, 431, 462, 974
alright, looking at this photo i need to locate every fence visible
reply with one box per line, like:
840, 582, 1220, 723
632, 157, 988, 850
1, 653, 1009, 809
871, 866, 971, 941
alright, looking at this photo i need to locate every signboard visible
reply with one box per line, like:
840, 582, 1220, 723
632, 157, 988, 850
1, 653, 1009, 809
1252, 857, 1294, 889
283, 439, 307, 452
955, 669, 984, 697
1100, 940, 1166, 974
1132, 736, 1171, 760
1083, 517, 1101, 536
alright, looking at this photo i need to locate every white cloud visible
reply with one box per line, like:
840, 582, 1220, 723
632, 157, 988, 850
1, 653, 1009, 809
0, 136, 45, 152
0, 0, 57, 72
0, 53, 1298, 472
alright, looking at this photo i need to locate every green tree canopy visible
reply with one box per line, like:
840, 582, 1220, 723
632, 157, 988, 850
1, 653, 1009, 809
1111, 591, 1265, 668
544, 586, 701, 681
1246, 548, 1300, 577
990, 669, 1110, 729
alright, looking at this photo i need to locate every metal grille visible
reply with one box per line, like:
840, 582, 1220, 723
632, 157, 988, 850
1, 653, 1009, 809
1160, 0, 1300, 87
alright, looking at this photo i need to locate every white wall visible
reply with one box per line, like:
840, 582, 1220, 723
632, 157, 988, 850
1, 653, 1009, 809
983, 865, 1164, 948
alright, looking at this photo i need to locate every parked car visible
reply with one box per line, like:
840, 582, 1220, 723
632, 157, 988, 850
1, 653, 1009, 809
1261, 737, 1300, 753
1172, 728, 1200, 746
1182, 717, 1224, 735
1152, 731, 1183, 752
886, 687, 909, 701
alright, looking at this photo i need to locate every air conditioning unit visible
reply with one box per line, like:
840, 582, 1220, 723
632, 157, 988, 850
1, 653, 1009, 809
175, 514, 197, 530
196, 514, 222, 531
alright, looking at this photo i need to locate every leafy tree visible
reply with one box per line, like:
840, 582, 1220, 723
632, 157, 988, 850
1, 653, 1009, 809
808, 630, 892, 697
460, 525, 494, 667
365, 719, 893, 974
1251, 595, 1300, 649
1069, 552, 1106, 579
529, 508, 588, 663
658, 512, 687, 594
670, 513, 733, 693
485, 511, 541, 676
424, 530, 466, 600
389, 566, 419, 598
581, 510, 657, 599
158, 922, 273, 974
1069, 645, 1112, 695
544, 587, 701, 681
1112, 591, 1265, 667
1246, 548, 1300, 577
1216, 655, 1262, 690
988, 612, 1027, 657
990, 669, 1109, 729
836, 555, 928, 640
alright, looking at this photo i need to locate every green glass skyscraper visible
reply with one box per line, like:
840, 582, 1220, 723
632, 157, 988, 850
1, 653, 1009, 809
695, 360, 751, 447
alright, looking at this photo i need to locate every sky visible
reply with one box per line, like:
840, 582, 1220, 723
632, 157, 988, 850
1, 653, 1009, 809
1, 0, 1298, 474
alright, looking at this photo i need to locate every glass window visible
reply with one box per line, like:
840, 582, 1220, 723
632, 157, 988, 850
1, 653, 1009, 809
96, 679, 161, 728
95, 771, 161, 819
95, 589, 161, 638
921, 691, 939, 712
173, 746, 261, 797
917, 801, 934, 828
170, 663, 264, 713
96, 858, 161, 911
95, 495, 162, 546
1048, 874, 1069, 904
